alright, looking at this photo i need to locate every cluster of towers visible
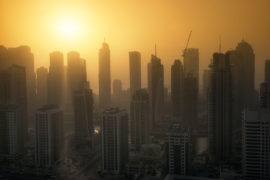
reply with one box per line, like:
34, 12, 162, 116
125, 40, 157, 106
0, 40, 269, 179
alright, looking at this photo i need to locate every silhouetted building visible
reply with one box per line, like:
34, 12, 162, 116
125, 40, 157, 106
183, 73, 198, 130
101, 108, 129, 175
35, 105, 63, 168
265, 60, 270, 82
227, 41, 256, 129
0, 105, 23, 160
0, 65, 27, 142
0, 46, 35, 129
167, 123, 189, 175
130, 89, 150, 150
99, 42, 111, 110
203, 69, 211, 102
67, 51, 87, 92
113, 79, 122, 99
183, 48, 199, 88
171, 60, 184, 122
36, 66, 48, 107
260, 82, 270, 109
48, 51, 64, 106
260, 60, 270, 109
148, 54, 164, 129
243, 108, 270, 180
208, 53, 233, 164
129, 51, 141, 98
73, 82, 93, 146
66, 51, 87, 130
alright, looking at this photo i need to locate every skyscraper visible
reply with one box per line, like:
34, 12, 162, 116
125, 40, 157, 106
99, 42, 111, 110
66, 51, 87, 130
183, 48, 199, 87
0, 65, 27, 142
265, 59, 270, 82
35, 105, 63, 168
242, 61, 270, 180
129, 51, 141, 98
73, 82, 93, 146
167, 123, 189, 175
208, 53, 233, 164
148, 54, 164, 129
260, 82, 270, 109
36, 66, 48, 107
113, 79, 122, 99
227, 41, 256, 129
171, 60, 184, 121
0, 46, 35, 129
130, 89, 150, 150
47, 51, 64, 106
242, 108, 270, 180
203, 69, 211, 102
101, 108, 129, 175
0, 105, 23, 160
67, 51, 87, 92
235, 41, 255, 105
183, 73, 198, 130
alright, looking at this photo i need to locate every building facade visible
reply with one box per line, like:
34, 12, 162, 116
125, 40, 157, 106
171, 60, 184, 122
99, 43, 111, 110
101, 108, 129, 175
130, 89, 150, 150
129, 51, 141, 98
73, 83, 93, 146
35, 105, 63, 168
208, 53, 233, 164
148, 55, 164, 129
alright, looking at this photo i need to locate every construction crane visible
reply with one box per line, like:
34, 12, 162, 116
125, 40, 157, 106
182, 30, 192, 58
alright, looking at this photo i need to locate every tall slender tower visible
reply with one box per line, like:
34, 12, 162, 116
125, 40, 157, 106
129, 51, 141, 98
183, 48, 199, 88
48, 51, 64, 106
183, 73, 198, 130
73, 82, 93, 146
130, 89, 150, 150
36, 66, 48, 107
148, 54, 164, 129
208, 53, 233, 164
101, 108, 129, 175
171, 60, 184, 122
265, 59, 270, 82
99, 42, 111, 110
67, 51, 87, 92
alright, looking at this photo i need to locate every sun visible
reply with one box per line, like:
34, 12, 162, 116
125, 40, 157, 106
58, 18, 79, 37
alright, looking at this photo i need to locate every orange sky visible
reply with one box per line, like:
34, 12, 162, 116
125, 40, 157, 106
0, 0, 270, 93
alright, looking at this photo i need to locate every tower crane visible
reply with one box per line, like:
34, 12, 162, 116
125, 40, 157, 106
182, 30, 192, 58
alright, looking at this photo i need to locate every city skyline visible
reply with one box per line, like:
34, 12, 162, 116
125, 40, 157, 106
0, 1, 270, 179
1, 0, 270, 92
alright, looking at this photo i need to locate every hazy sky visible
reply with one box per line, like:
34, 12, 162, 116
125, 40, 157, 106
0, 0, 270, 93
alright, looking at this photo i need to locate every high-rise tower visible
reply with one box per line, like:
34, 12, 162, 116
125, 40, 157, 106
129, 51, 141, 98
130, 89, 150, 150
35, 105, 63, 168
36, 66, 48, 107
101, 108, 129, 175
147, 55, 164, 129
48, 51, 64, 106
171, 60, 184, 122
99, 42, 111, 110
208, 53, 233, 164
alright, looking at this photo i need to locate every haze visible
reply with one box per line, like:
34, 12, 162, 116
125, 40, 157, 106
0, 0, 270, 92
